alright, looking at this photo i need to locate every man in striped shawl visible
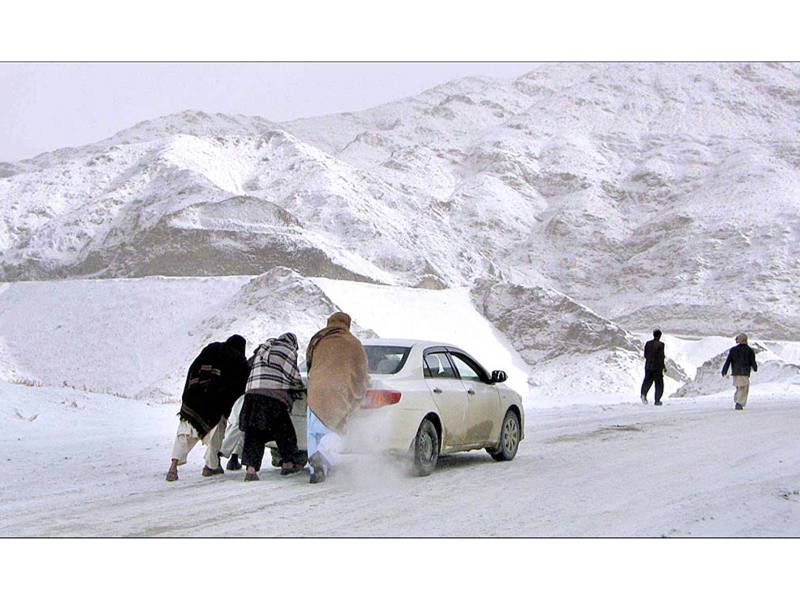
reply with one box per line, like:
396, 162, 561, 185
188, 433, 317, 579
239, 332, 305, 481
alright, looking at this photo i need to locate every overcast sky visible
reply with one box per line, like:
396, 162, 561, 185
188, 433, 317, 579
0, 63, 536, 162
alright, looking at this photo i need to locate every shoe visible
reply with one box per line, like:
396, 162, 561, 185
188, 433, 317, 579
280, 461, 303, 476
202, 465, 224, 477
735, 403, 743, 411
226, 454, 242, 471
309, 469, 326, 484
165, 469, 178, 482
244, 471, 259, 482
292, 451, 309, 468
308, 452, 330, 484
654, 400, 662, 406
640, 394, 648, 405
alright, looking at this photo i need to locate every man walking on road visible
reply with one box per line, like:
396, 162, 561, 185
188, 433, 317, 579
722, 333, 758, 410
640, 329, 666, 406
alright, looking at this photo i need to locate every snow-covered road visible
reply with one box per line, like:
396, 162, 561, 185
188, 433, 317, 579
1, 382, 798, 537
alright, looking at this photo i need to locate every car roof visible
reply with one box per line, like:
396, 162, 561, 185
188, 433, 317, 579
362, 338, 458, 350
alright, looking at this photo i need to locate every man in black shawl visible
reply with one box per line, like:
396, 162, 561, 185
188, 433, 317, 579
166, 335, 250, 482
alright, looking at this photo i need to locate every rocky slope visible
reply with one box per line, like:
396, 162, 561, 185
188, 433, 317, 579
470, 278, 689, 401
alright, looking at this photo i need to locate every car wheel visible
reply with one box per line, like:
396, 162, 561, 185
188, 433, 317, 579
412, 418, 439, 477
488, 410, 520, 461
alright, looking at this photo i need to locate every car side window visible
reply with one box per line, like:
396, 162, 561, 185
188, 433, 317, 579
450, 353, 484, 382
424, 352, 457, 379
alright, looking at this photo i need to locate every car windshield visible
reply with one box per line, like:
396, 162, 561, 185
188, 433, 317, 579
298, 345, 411, 375
365, 345, 412, 374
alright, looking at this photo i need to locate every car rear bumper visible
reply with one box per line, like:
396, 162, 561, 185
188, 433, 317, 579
341, 407, 418, 454
268, 404, 420, 455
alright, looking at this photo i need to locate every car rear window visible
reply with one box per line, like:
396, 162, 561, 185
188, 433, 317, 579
365, 345, 412, 374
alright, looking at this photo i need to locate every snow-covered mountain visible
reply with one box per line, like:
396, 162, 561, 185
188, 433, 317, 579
2, 63, 799, 405
2, 64, 799, 338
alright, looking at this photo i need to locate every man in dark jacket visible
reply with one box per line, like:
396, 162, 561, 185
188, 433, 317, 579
166, 334, 250, 482
640, 329, 666, 406
721, 333, 758, 410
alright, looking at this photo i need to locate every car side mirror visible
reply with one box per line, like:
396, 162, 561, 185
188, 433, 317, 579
491, 370, 507, 384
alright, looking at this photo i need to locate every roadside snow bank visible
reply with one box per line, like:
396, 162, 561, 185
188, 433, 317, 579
672, 343, 800, 398
0, 276, 248, 398
2, 273, 796, 407
0, 270, 372, 400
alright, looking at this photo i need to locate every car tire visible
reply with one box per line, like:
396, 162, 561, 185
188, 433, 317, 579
488, 410, 521, 462
412, 418, 439, 477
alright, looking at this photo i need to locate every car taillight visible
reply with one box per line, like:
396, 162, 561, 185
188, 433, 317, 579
363, 389, 402, 409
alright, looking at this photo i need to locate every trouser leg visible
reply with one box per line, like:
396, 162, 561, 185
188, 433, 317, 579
307, 408, 327, 474
653, 373, 664, 402
640, 370, 654, 398
242, 429, 267, 472
317, 431, 342, 472
272, 407, 300, 463
203, 417, 227, 469
734, 377, 750, 407
220, 418, 244, 458
171, 419, 200, 465
220, 396, 245, 458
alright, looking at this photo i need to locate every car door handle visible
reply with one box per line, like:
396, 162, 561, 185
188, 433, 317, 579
467, 389, 476, 395
433, 388, 443, 394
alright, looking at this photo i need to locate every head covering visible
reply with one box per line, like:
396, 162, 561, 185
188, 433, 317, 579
277, 332, 298, 349
735, 333, 748, 344
327, 312, 352, 330
225, 334, 247, 354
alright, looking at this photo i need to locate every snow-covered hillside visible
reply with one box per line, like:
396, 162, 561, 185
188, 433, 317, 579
1, 274, 799, 406
2, 64, 800, 338
0, 274, 532, 402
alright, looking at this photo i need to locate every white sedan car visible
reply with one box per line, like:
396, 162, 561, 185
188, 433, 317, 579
281, 338, 524, 476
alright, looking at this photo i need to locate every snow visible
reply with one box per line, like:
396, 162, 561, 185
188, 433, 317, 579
651, 333, 736, 379
160, 135, 248, 195
3, 64, 800, 336
1, 379, 798, 536
673, 342, 800, 398
1, 275, 797, 406
0, 276, 250, 397
2, 65, 800, 535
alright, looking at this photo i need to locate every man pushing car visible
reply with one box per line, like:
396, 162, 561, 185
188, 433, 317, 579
304, 312, 369, 484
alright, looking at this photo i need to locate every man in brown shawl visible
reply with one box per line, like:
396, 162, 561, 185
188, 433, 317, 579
305, 312, 369, 483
